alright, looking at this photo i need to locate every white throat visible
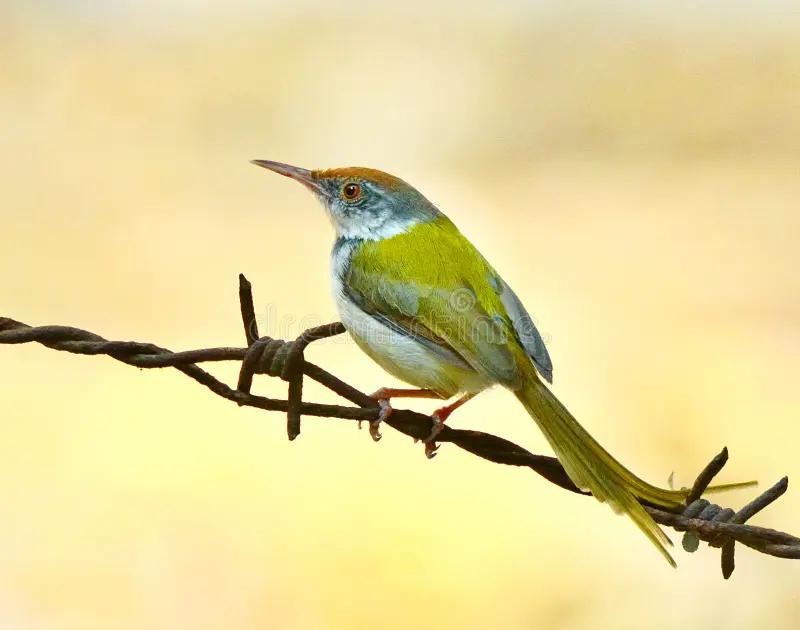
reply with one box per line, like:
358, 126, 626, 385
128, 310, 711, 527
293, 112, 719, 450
334, 214, 419, 240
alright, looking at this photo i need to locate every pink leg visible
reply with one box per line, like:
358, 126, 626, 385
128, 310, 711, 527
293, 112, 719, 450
365, 388, 447, 442
424, 392, 478, 459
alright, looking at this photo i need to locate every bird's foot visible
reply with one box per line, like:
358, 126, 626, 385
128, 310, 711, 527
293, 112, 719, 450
422, 412, 447, 459
361, 391, 395, 442
421, 393, 479, 459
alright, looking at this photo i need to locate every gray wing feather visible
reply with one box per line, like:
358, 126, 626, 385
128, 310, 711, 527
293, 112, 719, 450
494, 276, 554, 383
342, 279, 475, 372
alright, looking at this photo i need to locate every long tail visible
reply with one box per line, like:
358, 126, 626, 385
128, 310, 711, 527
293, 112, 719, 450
516, 374, 751, 567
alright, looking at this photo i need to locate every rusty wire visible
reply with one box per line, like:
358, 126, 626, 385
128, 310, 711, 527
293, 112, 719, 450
1, 273, 797, 578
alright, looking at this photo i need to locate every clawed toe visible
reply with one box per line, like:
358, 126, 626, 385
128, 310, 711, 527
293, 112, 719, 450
422, 414, 445, 459
366, 398, 392, 443
369, 419, 383, 442
424, 440, 440, 459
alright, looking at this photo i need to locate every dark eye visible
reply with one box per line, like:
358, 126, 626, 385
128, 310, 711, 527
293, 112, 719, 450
342, 182, 361, 201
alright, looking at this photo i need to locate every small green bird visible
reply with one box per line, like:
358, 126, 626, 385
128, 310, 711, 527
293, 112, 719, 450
252, 160, 744, 566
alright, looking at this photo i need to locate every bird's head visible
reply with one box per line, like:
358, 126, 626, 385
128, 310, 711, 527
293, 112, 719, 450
252, 160, 440, 240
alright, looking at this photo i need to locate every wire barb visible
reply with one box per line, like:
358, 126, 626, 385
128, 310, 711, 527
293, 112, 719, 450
1, 275, 797, 578
686, 447, 729, 503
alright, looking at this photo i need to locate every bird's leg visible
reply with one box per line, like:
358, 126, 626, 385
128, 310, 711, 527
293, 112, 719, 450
364, 387, 446, 442
424, 392, 478, 459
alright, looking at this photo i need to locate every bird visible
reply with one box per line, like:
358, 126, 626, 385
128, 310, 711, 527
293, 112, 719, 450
252, 159, 751, 566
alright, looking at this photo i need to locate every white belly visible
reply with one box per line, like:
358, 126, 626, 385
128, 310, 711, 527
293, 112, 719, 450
332, 276, 490, 397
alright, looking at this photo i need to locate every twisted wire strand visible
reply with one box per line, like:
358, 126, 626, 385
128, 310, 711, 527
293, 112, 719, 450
1, 274, 798, 578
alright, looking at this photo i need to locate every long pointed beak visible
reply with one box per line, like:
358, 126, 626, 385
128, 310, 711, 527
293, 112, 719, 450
250, 159, 325, 195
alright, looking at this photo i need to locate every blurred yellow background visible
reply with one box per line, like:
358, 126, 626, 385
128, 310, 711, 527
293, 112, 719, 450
2, 2, 799, 628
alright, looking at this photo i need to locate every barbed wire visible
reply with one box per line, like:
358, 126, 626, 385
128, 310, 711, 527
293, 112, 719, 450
1, 274, 796, 578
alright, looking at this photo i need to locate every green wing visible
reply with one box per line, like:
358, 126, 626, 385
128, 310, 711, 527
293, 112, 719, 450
344, 216, 549, 386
